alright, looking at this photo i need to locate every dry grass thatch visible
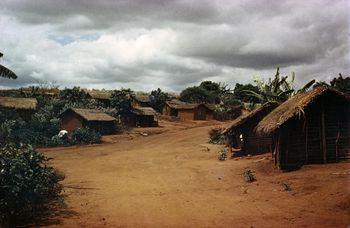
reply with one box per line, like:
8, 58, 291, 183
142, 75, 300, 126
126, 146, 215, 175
165, 100, 198, 109
86, 90, 112, 100
222, 101, 279, 135
255, 86, 349, 135
133, 95, 151, 103
165, 99, 215, 110
61, 108, 116, 122
0, 97, 38, 110
132, 107, 157, 116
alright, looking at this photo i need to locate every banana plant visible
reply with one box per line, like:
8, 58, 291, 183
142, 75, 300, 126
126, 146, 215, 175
242, 68, 296, 103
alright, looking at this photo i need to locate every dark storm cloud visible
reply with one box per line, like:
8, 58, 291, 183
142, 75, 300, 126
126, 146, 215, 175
0, 0, 349, 91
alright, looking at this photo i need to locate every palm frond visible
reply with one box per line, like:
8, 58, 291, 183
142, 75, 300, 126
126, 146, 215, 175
297, 79, 315, 94
0, 64, 17, 79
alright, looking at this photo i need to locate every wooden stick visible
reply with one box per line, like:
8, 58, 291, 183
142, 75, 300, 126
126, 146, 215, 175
321, 103, 327, 163
305, 120, 308, 164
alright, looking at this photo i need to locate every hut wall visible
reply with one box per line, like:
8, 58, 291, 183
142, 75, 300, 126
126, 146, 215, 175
162, 104, 177, 116
136, 115, 158, 127
245, 133, 273, 155
61, 112, 84, 133
206, 110, 214, 120
178, 109, 195, 120
85, 121, 116, 135
194, 105, 208, 120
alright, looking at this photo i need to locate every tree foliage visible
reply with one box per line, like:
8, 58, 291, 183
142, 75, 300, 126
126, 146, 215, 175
180, 81, 229, 104
330, 74, 350, 94
150, 88, 169, 112
110, 89, 134, 116
233, 83, 260, 103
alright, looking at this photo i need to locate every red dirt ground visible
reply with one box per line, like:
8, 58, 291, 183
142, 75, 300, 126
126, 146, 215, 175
40, 120, 350, 227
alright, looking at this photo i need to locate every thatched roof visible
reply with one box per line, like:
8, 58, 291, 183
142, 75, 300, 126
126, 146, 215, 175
132, 107, 157, 116
133, 95, 151, 103
255, 86, 349, 135
165, 100, 199, 110
222, 101, 278, 135
0, 97, 38, 110
86, 90, 112, 100
165, 100, 216, 110
61, 108, 116, 122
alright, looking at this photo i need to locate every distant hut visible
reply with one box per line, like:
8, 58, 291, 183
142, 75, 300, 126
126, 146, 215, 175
59, 108, 116, 135
132, 95, 151, 107
162, 100, 214, 121
222, 102, 278, 156
255, 87, 350, 170
130, 107, 158, 127
85, 90, 112, 106
0, 97, 38, 120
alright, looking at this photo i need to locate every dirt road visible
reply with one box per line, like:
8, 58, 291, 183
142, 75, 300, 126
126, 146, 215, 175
42, 121, 350, 227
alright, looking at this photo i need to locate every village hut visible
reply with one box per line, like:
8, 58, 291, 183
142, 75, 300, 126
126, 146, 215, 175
85, 90, 112, 106
59, 108, 116, 135
130, 107, 158, 127
222, 102, 278, 156
255, 86, 350, 170
132, 95, 151, 107
162, 100, 214, 121
0, 97, 38, 120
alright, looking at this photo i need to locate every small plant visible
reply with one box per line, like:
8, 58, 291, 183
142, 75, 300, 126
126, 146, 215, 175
71, 128, 101, 145
218, 148, 228, 161
243, 169, 256, 182
0, 144, 64, 226
209, 127, 224, 144
282, 182, 292, 191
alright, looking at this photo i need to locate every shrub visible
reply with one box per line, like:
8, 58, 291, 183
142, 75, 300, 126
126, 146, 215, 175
218, 148, 228, 161
209, 127, 224, 144
71, 128, 101, 145
0, 144, 64, 226
243, 170, 256, 182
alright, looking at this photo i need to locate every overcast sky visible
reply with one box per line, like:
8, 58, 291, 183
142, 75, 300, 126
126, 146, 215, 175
0, 0, 349, 92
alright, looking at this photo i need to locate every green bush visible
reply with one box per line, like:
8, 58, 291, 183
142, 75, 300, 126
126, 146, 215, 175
0, 144, 64, 226
71, 128, 101, 145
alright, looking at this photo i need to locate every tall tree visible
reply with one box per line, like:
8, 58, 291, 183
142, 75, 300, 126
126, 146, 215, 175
0, 52, 17, 79
110, 89, 134, 115
180, 86, 212, 103
150, 88, 169, 112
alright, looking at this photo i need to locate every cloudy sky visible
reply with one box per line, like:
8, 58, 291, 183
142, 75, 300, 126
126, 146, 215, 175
0, 0, 349, 92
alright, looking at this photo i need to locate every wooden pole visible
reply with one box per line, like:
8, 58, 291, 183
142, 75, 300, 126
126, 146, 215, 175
305, 120, 308, 164
321, 103, 327, 163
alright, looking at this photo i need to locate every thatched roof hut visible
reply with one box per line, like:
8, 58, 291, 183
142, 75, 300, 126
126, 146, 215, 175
0, 97, 38, 110
222, 102, 278, 135
255, 87, 349, 135
86, 90, 112, 100
222, 102, 278, 155
255, 86, 350, 170
132, 95, 151, 107
163, 100, 214, 121
59, 108, 116, 134
130, 107, 158, 127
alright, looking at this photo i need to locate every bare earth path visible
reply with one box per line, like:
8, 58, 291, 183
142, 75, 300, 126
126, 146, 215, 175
41, 121, 350, 227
